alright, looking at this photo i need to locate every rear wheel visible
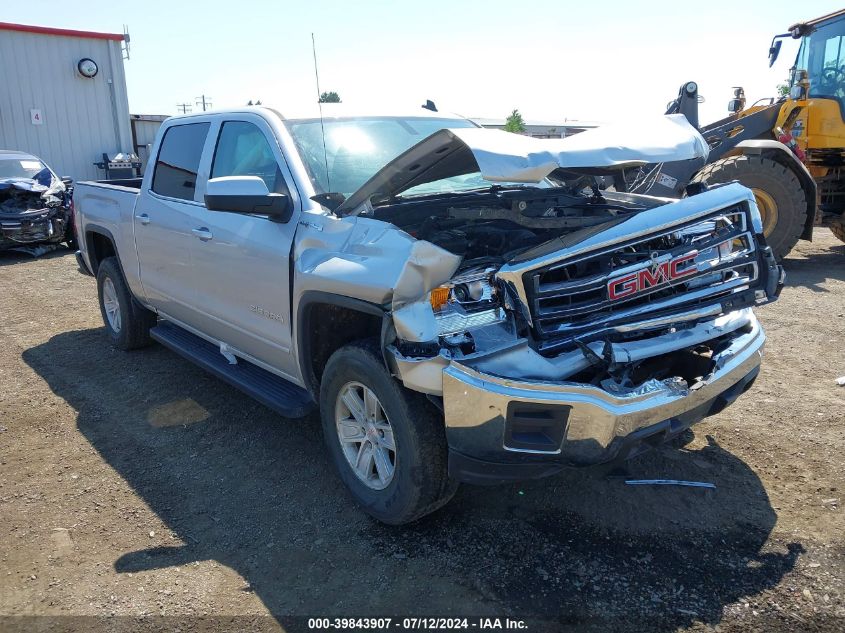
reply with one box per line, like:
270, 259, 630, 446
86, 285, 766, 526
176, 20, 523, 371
692, 155, 808, 260
96, 257, 156, 350
319, 339, 457, 524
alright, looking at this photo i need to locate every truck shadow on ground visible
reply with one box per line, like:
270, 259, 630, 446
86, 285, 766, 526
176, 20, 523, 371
23, 329, 804, 632
780, 245, 845, 292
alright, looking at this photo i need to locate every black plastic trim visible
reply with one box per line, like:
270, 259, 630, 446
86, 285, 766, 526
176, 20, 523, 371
75, 250, 93, 276
83, 224, 119, 274
504, 401, 571, 452
295, 290, 387, 395
151, 321, 314, 418
448, 450, 564, 485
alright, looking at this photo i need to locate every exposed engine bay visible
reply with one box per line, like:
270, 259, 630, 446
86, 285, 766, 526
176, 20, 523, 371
370, 181, 662, 273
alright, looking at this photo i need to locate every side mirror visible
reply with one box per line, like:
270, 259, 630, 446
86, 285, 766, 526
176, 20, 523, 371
728, 99, 743, 113
204, 176, 293, 223
768, 39, 782, 67
789, 84, 806, 100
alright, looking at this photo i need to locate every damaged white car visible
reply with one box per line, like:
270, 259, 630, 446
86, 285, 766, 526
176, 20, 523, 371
73, 105, 783, 524
0, 150, 74, 253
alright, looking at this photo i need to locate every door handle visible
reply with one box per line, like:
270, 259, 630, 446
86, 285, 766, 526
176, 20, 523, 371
135, 213, 150, 225
192, 227, 213, 241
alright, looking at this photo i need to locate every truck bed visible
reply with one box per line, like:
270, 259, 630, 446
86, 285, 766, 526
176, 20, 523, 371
73, 178, 143, 283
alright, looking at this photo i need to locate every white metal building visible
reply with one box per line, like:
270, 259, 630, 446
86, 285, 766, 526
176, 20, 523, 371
0, 22, 133, 181
130, 114, 168, 173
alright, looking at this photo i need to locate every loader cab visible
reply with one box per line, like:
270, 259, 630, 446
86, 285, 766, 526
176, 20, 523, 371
791, 16, 845, 106
781, 10, 845, 149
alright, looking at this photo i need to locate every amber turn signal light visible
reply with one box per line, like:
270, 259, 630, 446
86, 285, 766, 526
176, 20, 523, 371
429, 286, 450, 311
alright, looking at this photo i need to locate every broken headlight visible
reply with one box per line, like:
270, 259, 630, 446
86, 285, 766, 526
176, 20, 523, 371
429, 268, 506, 337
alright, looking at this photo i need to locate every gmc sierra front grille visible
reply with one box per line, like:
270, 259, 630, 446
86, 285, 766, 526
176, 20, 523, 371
524, 205, 760, 356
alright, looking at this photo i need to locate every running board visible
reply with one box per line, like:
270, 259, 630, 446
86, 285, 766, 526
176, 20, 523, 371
150, 321, 314, 419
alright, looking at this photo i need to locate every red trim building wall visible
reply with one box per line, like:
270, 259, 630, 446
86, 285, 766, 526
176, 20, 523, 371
0, 22, 125, 42
0, 22, 133, 180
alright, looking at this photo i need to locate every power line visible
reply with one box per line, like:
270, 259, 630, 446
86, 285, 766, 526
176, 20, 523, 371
195, 95, 213, 112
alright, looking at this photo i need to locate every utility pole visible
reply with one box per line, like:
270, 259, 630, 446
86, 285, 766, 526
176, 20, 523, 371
195, 95, 213, 112
176, 102, 192, 114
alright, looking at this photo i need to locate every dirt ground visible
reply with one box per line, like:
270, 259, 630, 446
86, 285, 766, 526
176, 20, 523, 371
0, 231, 843, 633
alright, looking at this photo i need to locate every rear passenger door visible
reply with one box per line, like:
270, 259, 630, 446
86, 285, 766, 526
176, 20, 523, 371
134, 121, 211, 328
187, 116, 301, 380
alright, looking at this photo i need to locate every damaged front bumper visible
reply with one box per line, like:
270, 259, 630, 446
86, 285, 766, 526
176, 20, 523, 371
0, 171, 70, 251
440, 313, 765, 484
0, 208, 69, 250
382, 183, 782, 484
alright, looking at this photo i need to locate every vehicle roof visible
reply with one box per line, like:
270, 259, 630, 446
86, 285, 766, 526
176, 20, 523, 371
0, 149, 42, 161
164, 103, 472, 124
790, 8, 845, 30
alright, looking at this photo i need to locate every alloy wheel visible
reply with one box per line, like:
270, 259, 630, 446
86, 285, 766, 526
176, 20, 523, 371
334, 381, 396, 490
102, 277, 122, 333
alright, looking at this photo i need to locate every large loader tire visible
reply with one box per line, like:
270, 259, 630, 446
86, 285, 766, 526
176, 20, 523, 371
691, 155, 807, 260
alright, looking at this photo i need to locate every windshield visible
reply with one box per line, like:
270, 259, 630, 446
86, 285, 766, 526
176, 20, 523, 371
284, 116, 478, 197
793, 18, 845, 112
0, 156, 49, 180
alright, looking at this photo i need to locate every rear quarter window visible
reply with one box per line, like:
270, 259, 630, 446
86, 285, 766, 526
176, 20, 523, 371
152, 123, 210, 200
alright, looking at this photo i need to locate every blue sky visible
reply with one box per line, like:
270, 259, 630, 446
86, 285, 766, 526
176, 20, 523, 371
4, 0, 840, 123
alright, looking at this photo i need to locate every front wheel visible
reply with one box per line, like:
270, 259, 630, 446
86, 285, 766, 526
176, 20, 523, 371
691, 155, 808, 260
319, 340, 457, 524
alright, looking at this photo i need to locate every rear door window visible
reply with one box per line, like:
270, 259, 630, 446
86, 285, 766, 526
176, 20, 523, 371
152, 123, 210, 200
210, 121, 288, 195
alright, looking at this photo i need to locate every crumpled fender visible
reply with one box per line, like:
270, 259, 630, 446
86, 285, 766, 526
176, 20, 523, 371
391, 240, 462, 341
391, 240, 462, 306
293, 215, 460, 341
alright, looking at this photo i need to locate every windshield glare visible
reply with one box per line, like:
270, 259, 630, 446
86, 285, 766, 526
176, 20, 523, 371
0, 157, 49, 180
284, 116, 478, 197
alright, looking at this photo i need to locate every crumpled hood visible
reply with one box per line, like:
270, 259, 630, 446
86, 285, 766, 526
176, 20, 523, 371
0, 178, 53, 193
337, 114, 708, 214
0, 171, 66, 216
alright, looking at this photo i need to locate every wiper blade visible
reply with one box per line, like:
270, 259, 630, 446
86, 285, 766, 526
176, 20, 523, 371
446, 205, 635, 229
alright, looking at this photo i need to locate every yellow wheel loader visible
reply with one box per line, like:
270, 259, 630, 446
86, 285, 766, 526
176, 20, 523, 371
769, 8, 845, 245
622, 10, 845, 258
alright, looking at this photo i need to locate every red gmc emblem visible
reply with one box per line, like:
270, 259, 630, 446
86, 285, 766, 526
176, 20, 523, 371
607, 251, 699, 302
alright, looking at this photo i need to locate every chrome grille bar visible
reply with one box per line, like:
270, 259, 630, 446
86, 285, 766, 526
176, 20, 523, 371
521, 203, 761, 355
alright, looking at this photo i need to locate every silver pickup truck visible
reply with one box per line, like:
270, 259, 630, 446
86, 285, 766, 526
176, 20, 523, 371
74, 105, 783, 524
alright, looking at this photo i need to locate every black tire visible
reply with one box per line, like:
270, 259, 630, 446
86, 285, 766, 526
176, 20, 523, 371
96, 257, 156, 350
319, 339, 457, 524
691, 155, 808, 260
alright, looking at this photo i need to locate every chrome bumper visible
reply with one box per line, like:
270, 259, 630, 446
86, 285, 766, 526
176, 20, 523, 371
442, 316, 765, 481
